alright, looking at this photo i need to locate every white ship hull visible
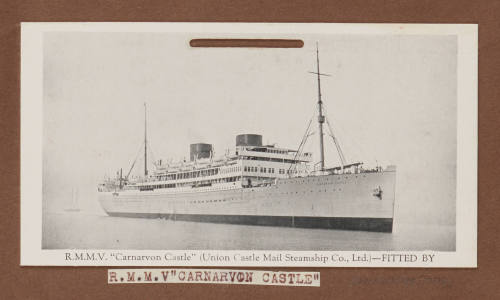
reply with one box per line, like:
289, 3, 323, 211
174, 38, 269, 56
98, 169, 396, 232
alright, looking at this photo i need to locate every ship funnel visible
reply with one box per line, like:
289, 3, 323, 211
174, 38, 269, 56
236, 134, 262, 147
190, 143, 212, 161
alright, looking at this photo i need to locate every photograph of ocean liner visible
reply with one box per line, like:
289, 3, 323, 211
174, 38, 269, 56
98, 46, 396, 233
42, 32, 457, 251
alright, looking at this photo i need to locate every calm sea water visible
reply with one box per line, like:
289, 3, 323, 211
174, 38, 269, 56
42, 211, 455, 251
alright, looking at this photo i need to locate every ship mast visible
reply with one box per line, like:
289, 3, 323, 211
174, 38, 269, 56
312, 43, 327, 171
144, 103, 148, 176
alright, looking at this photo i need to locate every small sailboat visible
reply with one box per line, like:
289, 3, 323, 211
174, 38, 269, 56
64, 187, 81, 212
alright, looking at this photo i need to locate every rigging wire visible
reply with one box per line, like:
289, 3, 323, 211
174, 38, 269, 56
148, 141, 158, 168
125, 142, 145, 179
287, 110, 316, 175
324, 113, 347, 167
322, 102, 376, 166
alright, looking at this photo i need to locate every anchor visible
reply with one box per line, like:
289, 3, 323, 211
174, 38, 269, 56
373, 186, 383, 199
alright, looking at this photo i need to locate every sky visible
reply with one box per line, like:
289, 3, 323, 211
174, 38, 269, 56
42, 32, 457, 225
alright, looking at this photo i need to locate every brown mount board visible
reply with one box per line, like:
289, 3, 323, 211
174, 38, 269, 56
1, 1, 498, 299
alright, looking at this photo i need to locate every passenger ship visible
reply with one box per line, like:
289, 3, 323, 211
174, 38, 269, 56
98, 47, 396, 232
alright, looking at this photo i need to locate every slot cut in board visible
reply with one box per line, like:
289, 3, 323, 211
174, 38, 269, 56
190, 39, 304, 48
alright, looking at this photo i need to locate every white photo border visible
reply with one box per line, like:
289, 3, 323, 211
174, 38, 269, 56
20, 22, 477, 267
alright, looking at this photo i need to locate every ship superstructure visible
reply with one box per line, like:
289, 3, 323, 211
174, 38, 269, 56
98, 45, 396, 232
99, 134, 314, 193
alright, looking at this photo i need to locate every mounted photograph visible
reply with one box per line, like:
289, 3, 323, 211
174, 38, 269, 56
20, 23, 477, 266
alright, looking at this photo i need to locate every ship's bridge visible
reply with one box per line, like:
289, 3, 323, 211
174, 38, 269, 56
234, 133, 312, 164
